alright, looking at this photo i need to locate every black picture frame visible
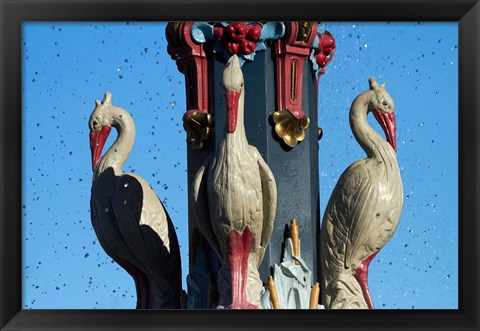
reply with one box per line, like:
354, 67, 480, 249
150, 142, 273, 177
1, 0, 478, 330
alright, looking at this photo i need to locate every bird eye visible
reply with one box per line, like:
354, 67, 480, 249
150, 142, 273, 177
382, 100, 388, 106
93, 120, 99, 126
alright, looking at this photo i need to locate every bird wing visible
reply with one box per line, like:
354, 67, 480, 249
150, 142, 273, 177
338, 162, 380, 270
91, 169, 150, 287
129, 173, 171, 251
112, 174, 157, 268
257, 152, 277, 266
191, 155, 223, 259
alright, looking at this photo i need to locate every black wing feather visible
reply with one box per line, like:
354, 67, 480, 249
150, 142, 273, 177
112, 174, 152, 268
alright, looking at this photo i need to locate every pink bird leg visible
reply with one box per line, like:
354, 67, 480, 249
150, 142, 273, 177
227, 227, 258, 309
354, 251, 379, 309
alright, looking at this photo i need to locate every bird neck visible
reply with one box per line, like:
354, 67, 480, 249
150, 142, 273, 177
94, 108, 135, 178
349, 91, 395, 160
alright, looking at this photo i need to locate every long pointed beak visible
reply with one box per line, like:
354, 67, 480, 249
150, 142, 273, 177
372, 109, 396, 152
89, 126, 111, 171
226, 90, 240, 133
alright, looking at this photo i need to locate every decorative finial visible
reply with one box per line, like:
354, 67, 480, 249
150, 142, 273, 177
290, 219, 300, 265
102, 91, 112, 105
268, 276, 280, 309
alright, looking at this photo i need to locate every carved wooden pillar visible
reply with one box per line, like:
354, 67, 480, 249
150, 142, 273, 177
272, 22, 317, 147
166, 22, 214, 151
167, 21, 335, 309
166, 22, 215, 265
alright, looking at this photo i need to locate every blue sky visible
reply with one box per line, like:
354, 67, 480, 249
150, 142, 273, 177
22, 22, 458, 309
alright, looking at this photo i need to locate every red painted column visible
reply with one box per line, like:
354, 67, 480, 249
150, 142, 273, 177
166, 22, 214, 150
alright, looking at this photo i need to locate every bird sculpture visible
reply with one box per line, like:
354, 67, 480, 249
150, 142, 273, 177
192, 54, 277, 309
320, 78, 403, 309
89, 92, 182, 309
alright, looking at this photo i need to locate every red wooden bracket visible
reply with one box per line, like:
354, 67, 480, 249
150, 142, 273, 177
166, 22, 214, 149
273, 22, 318, 120
166, 22, 211, 116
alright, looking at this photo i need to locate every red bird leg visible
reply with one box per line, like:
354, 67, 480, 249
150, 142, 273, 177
227, 228, 257, 309
240, 227, 257, 309
228, 229, 243, 309
354, 251, 379, 309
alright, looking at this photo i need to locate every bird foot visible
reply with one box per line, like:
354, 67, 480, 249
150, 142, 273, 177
227, 301, 259, 309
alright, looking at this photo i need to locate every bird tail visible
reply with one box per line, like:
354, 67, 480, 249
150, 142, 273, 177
145, 274, 181, 309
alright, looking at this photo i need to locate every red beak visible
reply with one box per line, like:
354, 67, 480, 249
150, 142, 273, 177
89, 126, 111, 171
372, 109, 396, 152
226, 90, 240, 133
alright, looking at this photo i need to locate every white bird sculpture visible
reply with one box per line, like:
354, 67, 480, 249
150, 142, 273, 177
320, 78, 403, 309
89, 92, 182, 309
192, 55, 277, 309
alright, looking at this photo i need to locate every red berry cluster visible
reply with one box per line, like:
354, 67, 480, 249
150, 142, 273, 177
214, 22, 262, 55
313, 31, 336, 70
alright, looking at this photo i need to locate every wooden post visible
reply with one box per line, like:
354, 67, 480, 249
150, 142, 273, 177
167, 21, 335, 308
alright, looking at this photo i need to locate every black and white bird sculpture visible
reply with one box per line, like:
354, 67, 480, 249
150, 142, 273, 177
320, 78, 403, 309
89, 92, 182, 309
192, 55, 277, 309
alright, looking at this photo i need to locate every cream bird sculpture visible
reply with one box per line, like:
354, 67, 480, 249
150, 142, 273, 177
89, 92, 182, 309
320, 78, 403, 309
192, 55, 277, 309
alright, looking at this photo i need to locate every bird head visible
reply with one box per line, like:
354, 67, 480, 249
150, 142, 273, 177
88, 92, 114, 171
368, 77, 397, 152
222, 55, 244, 133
